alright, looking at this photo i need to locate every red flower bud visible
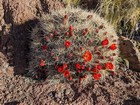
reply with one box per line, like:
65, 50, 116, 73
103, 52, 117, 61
101, 38, 109, 46
58, 66, 64, 73
65, 32, 69, 36
41, 45, 47, 50
93, 73, 101, 80
64, 15, 68, 19
40, 59, 45, 67
82, 30, 87, 35
75, 63, 81, 69
54, 31, 58, 35
87, 67, 91, 71
109, 44, 117, 50
105, 62, 114, 70
95, 29, 99, 33
63, 70, 70, 78
69, 25, 74, 31
69, 31, 74, 36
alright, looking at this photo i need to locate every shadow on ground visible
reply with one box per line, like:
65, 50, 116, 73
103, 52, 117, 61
123, 96, 140, 105
12, 19, 39, 75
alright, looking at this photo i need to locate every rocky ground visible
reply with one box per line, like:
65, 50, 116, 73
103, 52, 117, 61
0, 67, 140, 105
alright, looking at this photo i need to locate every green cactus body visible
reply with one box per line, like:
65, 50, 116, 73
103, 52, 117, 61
29, 7, 119, 83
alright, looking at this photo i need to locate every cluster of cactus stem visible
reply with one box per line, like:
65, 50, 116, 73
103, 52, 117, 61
29, 7, 119, 83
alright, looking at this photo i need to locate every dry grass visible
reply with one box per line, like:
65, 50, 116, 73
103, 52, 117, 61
61, 0, 81, 6
99, 0, 140, 35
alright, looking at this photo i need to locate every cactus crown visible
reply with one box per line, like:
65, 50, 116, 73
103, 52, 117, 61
29, 6, 119, 83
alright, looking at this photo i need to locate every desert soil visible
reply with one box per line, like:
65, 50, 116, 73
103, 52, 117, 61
0, 67, 140, 105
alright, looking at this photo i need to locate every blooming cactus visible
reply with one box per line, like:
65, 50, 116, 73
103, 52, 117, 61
29, 7, 119, 83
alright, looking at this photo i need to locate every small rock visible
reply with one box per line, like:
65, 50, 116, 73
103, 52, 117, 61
0, 85, 5, 90
119, 36, 140, 71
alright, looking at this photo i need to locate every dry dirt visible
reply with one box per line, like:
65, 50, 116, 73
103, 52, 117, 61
0, 68, 140, 105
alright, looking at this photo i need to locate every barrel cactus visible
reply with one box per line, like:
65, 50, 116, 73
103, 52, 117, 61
28, 7, 119, 83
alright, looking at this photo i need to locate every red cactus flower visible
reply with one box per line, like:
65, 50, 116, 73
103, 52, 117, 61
109, 44, 117, 50
40, 59, 45, 67
105, 62, 114, 70
64, 41, 71, 48
58, 66, 65, 73
101, 38, 109, 45
75, 63, 81, 69
83, 51, 92, 62
64, 70, 70, 78
93, 73, 101, 80
69, 25, 73, 31
93, 69, 99, 73
41, 45, 47, 50
95, 64, 102, 70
